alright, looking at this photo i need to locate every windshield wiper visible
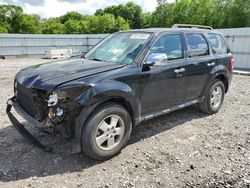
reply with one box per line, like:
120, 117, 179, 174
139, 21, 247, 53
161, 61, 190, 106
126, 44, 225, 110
88, 58, 104, 62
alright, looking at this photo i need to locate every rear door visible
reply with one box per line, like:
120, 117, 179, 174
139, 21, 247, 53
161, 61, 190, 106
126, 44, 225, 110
206, 33, 232, 68
183, 33, 216, 101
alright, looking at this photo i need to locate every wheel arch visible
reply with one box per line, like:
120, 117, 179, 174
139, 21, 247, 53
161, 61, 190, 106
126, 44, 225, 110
214, 74, 229, 93
75, 95, 138, 148
201, 71, 229, 98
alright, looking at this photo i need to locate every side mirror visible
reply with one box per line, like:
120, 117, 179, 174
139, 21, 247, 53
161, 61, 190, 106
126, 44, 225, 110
144, 53, 168, 66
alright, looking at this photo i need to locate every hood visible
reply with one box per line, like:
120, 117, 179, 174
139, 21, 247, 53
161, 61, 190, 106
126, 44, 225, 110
16, 58, 124, 90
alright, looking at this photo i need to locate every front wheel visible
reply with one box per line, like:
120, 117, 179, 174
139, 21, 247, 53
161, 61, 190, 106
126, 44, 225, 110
80, 103, 132, 160
199, 79, 225, 114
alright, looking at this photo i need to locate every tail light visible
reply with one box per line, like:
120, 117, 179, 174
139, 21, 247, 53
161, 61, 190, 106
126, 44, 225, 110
228, 56, 234, 72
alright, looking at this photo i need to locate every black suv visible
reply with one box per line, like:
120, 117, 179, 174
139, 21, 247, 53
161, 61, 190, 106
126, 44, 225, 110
7, 24, 234, 160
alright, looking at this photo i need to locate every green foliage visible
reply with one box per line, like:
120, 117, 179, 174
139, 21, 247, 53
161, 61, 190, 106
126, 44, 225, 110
95, 2, 143, 29
0, 4, 131, 34
60, 11, 83, 24
41, 18, 66, 34
18, 14, 41, 33
0, 0, 250, 34
151, 0, 250, 28
0, 26, 8, 33
115, 16, 130, 31
0, 5, 23, 33
64, 19, 85, 34
227, 0, 250, 28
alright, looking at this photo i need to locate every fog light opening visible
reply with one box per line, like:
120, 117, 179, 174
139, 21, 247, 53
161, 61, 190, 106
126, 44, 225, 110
48, 108, 56, 118
48, 107, 64, 119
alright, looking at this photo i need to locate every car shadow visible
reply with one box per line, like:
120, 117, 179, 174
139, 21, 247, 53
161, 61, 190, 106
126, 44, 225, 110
0, 106, 208, 182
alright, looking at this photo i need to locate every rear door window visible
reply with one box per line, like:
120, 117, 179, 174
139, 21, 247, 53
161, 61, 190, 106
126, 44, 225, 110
207, 34, 228, 54
186, 34, 209, 57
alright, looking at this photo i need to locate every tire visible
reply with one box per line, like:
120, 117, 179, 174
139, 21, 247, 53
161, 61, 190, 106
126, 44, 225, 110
80, 103, 132, 160
199, 79, 225, 114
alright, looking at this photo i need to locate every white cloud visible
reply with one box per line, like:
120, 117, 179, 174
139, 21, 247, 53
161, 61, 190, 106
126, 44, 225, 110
1, 0, 175, 18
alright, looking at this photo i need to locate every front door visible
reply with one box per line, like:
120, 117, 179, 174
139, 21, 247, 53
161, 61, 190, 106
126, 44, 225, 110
139, 33, 190, 115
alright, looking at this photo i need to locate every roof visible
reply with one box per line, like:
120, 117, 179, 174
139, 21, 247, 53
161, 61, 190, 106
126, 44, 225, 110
122, 27, 221, 35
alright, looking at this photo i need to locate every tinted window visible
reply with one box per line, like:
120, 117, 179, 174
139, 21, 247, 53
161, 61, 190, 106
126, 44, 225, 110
186, 34, 209, 57
150, 34, 183, 61
207, 34, 228, 54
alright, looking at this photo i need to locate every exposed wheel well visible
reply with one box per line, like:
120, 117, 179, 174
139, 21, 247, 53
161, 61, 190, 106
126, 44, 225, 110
215, 74, 229, 93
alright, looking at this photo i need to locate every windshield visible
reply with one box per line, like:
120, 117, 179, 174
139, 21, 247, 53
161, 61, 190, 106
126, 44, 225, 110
85, 32, 151, 64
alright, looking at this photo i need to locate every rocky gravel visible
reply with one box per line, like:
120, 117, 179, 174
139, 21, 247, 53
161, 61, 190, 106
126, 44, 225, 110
0, 57, 249, 188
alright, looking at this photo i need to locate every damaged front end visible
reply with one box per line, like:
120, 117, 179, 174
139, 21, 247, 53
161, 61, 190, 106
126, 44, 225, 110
6, 81, 88, 152
6, 97, 53, 152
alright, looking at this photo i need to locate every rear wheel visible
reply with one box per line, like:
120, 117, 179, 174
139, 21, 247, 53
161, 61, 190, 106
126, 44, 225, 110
80, 103, 132, 160
199, 79, 225, 114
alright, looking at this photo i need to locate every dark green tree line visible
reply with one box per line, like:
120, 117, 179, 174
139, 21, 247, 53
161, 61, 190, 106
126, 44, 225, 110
0, 0, 249, 34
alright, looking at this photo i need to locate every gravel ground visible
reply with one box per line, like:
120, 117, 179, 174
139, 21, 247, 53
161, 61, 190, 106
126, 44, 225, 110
0, 57, 249, 188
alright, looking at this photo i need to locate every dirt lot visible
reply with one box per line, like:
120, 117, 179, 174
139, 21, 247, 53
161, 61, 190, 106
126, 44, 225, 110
0, 58, 249, 188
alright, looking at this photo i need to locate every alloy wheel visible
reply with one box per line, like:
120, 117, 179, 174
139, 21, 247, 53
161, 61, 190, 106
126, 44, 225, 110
95, 115, 125, 151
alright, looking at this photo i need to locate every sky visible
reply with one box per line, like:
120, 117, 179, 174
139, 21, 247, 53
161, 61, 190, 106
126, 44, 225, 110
0, 0, 175, 18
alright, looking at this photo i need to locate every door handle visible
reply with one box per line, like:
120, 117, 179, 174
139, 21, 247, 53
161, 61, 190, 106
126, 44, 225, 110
207, 62, 215, 67
174, 68, 185, 74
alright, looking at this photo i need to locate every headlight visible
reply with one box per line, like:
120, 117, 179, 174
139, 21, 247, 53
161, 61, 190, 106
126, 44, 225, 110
48, 92, 58, 106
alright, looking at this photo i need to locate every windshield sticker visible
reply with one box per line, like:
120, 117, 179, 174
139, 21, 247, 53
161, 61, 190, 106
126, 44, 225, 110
130, 34, 150, 39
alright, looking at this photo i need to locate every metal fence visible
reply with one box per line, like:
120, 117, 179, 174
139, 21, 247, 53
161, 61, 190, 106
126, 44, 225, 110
0, 34, 108, 56
217, 28, 250, 71
0, 29, 250, 71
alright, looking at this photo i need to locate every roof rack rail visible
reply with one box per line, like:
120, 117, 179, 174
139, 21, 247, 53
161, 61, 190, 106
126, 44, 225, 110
172, 24, 213, 30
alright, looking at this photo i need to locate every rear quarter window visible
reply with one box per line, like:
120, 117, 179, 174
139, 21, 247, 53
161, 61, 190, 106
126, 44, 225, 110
186, 34, 209, 57
207, 34, 228, 55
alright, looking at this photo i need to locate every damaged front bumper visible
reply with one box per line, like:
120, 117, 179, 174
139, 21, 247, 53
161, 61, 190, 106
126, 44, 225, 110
6, 97, 52, 152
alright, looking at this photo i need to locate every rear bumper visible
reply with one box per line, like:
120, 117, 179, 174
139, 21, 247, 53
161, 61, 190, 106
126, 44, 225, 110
6, 97, 52, 152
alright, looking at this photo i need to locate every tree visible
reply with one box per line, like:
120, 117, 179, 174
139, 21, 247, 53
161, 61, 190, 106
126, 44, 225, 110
86, 15, 99, 34
0, 5, 23, 33
98, 14, 116, 33
115, 16, 130, 31
64, 19, 89, 34
1, 1, 250, 34
18, 14, 41, 33
0, 25, 8, 33
156, 0, 168, 26
60, 11, 83, 23
228, 0, 250, 28
42, 18, 66, 34
95, 9, 105, 16
141, 13, 153, 28
64, 19, 82, 34
94, 2, 143, 29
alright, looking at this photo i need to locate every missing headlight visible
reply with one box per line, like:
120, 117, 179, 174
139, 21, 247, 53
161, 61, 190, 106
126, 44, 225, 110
56, 85, 89, 100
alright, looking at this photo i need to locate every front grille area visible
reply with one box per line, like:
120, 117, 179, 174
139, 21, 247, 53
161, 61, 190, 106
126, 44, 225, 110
16, 82, 42, 120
